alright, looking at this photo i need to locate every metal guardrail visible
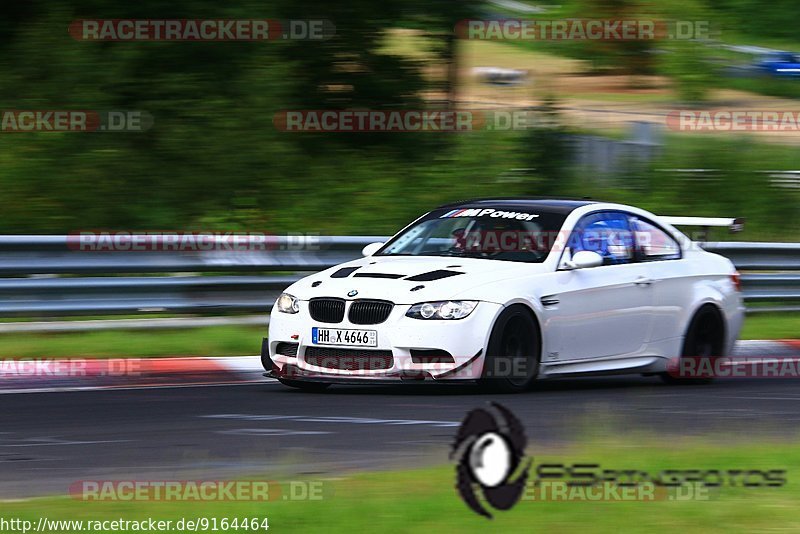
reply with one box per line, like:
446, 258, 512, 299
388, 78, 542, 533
0, 236, 798, 319
0, 235, 375, 275
703, 242, 800, 272
0, 235, 378, 317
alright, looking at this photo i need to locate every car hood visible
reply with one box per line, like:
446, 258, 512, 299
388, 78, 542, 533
285, 256, 550, 304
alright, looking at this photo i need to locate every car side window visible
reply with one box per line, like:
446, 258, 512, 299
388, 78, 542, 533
569, 212, 635, 266
631, 217, 681, 261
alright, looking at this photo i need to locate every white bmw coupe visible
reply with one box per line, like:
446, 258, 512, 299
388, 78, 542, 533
264, 199, 744, 391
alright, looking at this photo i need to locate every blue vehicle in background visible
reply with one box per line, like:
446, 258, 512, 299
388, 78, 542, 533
756, 52, 800, 77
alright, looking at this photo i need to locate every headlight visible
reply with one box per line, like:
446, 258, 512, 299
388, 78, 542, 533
406, 301, 478, 320
276, 293, 300, 314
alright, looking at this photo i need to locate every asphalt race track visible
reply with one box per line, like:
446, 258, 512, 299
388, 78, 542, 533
4, 370, 800, 499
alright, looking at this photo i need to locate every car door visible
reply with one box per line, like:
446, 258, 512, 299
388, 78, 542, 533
629, 215, 684, 344
545, 211, 655, 362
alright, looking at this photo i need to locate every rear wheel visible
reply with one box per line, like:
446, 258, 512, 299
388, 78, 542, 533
480, 306, 540, 393
277, 378, 331, 392
661, 305, 725, 385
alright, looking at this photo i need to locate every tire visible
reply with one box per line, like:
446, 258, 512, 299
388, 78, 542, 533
661, 305, 725, 385
480, 305, 541, 393
277, 378, 331, 392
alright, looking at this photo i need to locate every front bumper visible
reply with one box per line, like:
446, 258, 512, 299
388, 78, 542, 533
266, 300, 502, 381
263, 368, 481, 385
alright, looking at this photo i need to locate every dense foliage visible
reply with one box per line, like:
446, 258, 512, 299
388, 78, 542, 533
0, 0, 797, 240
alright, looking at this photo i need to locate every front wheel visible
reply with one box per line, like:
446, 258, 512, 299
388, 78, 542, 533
480, 306, 541, 393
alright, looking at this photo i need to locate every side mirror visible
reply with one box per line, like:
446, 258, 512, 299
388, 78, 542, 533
361, 242, 384, 257
562, 250, 604, 270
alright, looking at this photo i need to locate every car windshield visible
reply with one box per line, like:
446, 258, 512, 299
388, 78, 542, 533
376, 207, 569, 263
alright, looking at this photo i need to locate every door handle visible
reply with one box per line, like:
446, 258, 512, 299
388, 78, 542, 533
634, 277, 654, 286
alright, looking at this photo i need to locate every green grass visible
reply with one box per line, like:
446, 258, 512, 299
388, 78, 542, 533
0, 314, 794, 359
741, 313, 800, 340
4, 435, 800, 532
717, 74, 800, 101
0, 325, 265, 359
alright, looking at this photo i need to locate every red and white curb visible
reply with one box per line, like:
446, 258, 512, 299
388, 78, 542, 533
733, 340, 800, 358
1, 340, 799, 394
0, 356, 266, 394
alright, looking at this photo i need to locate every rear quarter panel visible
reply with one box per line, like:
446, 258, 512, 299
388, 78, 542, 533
650, 248, 743, 356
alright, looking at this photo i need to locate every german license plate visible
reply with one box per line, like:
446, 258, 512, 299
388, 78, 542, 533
311, 327, 377, 347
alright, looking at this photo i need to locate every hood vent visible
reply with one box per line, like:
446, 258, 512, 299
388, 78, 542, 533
331, 267, 360, 278
405, 269, 464, 282
353, 273, 404, 279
